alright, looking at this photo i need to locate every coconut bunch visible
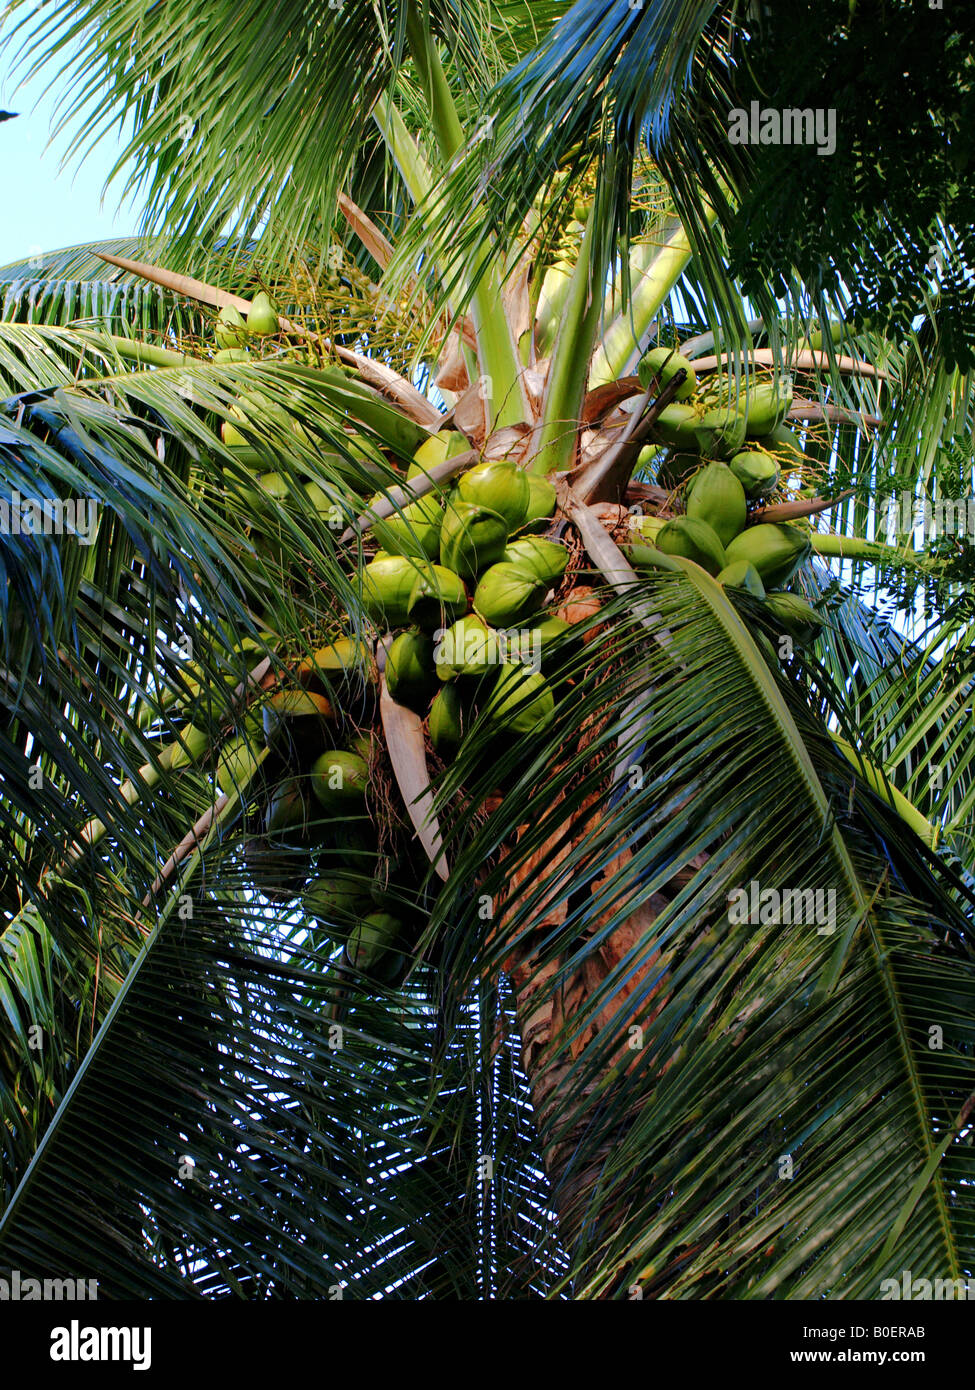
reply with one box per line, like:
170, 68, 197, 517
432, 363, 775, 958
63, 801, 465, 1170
634, 344, 805, 493
157, 617, 434, 988
210, 291, 280, 361
618, 345, 826, 649
359, 428, 581, 758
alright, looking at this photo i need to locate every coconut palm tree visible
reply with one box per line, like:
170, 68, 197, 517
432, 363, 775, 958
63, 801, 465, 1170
0, 0, 972, 1299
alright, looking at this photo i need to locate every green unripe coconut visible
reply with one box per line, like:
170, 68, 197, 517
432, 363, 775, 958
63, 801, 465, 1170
457, 461, 530, 531
483, 664, 555, 736
302, 872, 371, 937
434, 615, 500, 680
266, 778, 308, 838
410, 429, 470, 476
214, 347, 250, 363
217, 734, 262, 793
803, 320, 845, 352
222, 445, 266, 474
729, 450, 780, 498
652, 403, 703, 451
715, 560, 766, 597
723, 523, 811, 588
502, 537, 569, 586
637, 345, 697, 401
685, 462, 748, 547
428, 683, 466, 759
520, 474, 558, 532
655, 517, 727, 576
215, 303, 249, 349
246, 291, 279, 337
298, 637, 372, 685
347, 911, 404, 977
508, 614, 574, 672
220, 418, 251, 449
231, 470, 291, 510
473, 562, 548, 628
762, 591, 825, 646
741, 378, 793, 437
351, 732, 373, 762
302, 479, 352, 529
628, 514, 667, 544
406, 565, 468, 631
371, 492, 443, 560
693, 406, 748, 459
310, 749, 370, 811
439, 500, 509, 581
385, 629, 436, 707
754, 423, 804, 463
527, 614, 573, 655
262, 689, 333, 751
361, 554, 430, 629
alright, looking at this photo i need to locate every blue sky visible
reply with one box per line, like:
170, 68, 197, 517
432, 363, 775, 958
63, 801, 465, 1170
0, 28, 143, 267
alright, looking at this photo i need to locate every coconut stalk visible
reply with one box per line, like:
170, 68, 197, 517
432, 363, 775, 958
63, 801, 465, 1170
811, 532, 929, 569
400, 3, 529, 431
532, 174, 618, 476
93, 250, 442, 427
692, 348, 886, 379
587, 219, 701, 388
377, 637, 449, 881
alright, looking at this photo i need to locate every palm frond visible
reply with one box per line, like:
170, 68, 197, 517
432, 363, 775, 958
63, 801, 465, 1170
427, 568, 975, 1295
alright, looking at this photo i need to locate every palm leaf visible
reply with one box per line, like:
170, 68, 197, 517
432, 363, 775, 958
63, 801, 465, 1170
426, 566, 975, 1295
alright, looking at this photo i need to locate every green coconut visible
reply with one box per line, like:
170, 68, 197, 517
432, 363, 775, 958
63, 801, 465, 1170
519, 474, 558, 533
684, 462, 748, 547
298, 637, 373, 687
434, 615, 500, 680
482, 664, 555, 736
502, 537, 569, 586
310, 749, 370, 812
406, 564, 468, 631
637, 345, 697, 400
715, 560, 766, 597
246, 291, 279, 337
262, 689, 333, 752
729, 450, 780, 499
655, 517, 727, 576
372, 493, 443, 560
652, 403, 703, 452
384, 629, 436, 707
302, 872, 372, 936
741, 377, 793, 437
473, 562, 548, 628
410, 429, 470, 477
428, 683, 466, 759
753, 423, 804, 464
723, 523, 812, 587
693, 406, 748, 459
457, 461, 530, 531
439, 500, 509, 581
628, 514, 667, 545
657, 450, 701, 489
346, 911, 404, 977
361, 554, 431, 629
266, 778, 308, 838
215, 304, 249, 349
